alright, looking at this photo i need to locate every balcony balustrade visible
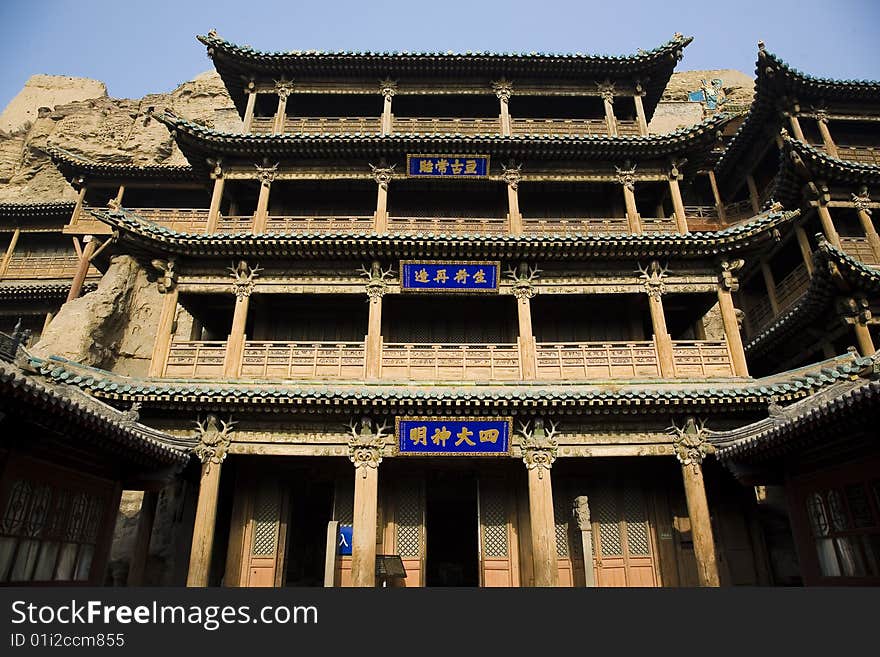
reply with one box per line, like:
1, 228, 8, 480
2, 253, 86, 280
840, 236, 880, 265
162, 337, 736, 381
392, 117, 501, 135
251, 116, 382, 134
132, 208, 210, 233
387, 216, 508, 235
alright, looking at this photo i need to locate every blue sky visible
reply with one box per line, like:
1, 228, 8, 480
1, 0, 878, 108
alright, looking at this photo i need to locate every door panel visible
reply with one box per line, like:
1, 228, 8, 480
240, 478, 289, 587
479, 480, 518, 587
592, 484, 658, 587
393, 479, 425, 587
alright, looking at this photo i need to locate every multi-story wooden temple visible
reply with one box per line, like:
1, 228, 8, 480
0, 32, 878, 587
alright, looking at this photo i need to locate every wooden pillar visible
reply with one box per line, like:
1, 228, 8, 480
114, 184, 125, 206
504, 166, 522, 235
527, 466, 558, 587
380, 81, 396, 135
127, 490, 159, 586
668, 173, 689, 234
324, 520, 340, 587
515, 287, 536, 379
65, 236, 96, 302
573, 496, 596, 587
788, 115, 806, 141
794, 224, 815, 275
816, 112, 839, 159
717, 283, 750, 377
42, 311, 55, 334
633, 88, 649, 135
493, 80, 513, 137
760, 262, 781, 316
242, 88, 257, 132
621, 177, 641, 234
70, 184, 87, 226
272, 83, 291, 134
0, 227, 21, 278
206, 173, 225, 234
853, 321, 875, 356
349, 426, 383, 588
855, 205, 880, 262
224, 291, 251, 377
365, 285, 383, 380
149, 286, 179, 377
253, 165, 275, 234
745, 174, 761, 214
647, 288, 675, 377
816, 203, 841, 248
187, 461, 223, 587
707, 170, 727, 223
680, 460, 720, 587
599, 84, 617, 136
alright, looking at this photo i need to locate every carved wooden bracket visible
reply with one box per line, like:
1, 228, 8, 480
193, 414, 235, 473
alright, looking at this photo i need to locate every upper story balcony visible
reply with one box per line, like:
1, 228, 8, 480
792, 113, 880, 166
0, 233, 98, 282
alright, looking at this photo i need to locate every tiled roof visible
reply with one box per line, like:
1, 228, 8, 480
91, 205, 796, 260
0, 201, 76, 219
47, 145, 197, 184
0, 281, 97, 301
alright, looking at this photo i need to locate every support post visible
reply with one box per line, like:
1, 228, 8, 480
745, 173, 761, 214
379, 80, 396, 136
760, 261, 781, 316
273, 82, 292, 134
618, 166, 641, 234
114, 184, 125, 206
512, 267, 537, 379
65, 236, 96, 302
324, 520, 340, 587
492, 79, 513, 137
503, 163, 522, 235
853, 190, 880, 262
148, 286, 179, 377
127, 490, 159, 586
253, 163, 276, 234
364, 263, 385, 380
348, 418, 384, 587
717, 260, 750, 377
816, 111, 839, 159
672, 418, 720, 587
668, 164, 689, 234
573, 496, 596, 587
707, 170, 727, 223
371, 164, 394, 233
0, 227, 21, 279
788, 114, 806, 142
633, 84, 649, 135
70, 183, 87, 226
642, 262, 674, 377
599, 82, 617, 136
816, 202, 841, 248
224, 280, 252, 378
854, 322, 876, 356
242, 85, 257, 132
206, 167, 225, 234
794, 224, 815, 275
521, 418, 559, 587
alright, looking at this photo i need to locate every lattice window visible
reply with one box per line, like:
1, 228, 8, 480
396, 483, 422, 558
624, 489, 650, 556
480, 488, 508, 558
553, 491, 570, 558
251, 485, 279, 556
594, 491, 622, 556
334, 480, 354, 527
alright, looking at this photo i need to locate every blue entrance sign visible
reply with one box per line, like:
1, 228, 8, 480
406, 154, 490, 178
400, 260, 499, 293
396, 417, 512, 456
338, 525, 353, 555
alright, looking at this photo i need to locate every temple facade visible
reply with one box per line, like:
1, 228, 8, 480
0, 32, 878, 587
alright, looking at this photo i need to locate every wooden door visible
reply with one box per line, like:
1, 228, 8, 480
237, 478, 289, 587
591, 485, 658, 587
390, 479, 425, 587
479, 480, 519, 587
553, 489, 580, 587
333, 478, 354, 587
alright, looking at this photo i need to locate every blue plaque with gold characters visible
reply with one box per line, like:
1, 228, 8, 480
400, 260, 499, 293
395, 417, 512, 456
406, 154, 490, 178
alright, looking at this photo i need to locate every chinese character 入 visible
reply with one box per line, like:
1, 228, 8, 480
455, 427, 476, 446
431, 426, 451, 447
473, 269, 487, 284
450, 159, 464, 175
465, 159, 478, 174
435, 158, 450, 174
409, 426, 427, 446
454, 269, 469, 284
434, 268, 448, 284
419, 159, 435, 174
479, 429, 499, 443
414, 268, 429, 283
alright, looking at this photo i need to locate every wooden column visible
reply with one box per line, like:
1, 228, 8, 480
206, 172, 225, 234
645, 281, 674, 377
493, 80, 513, 137
707, 170, 726, 223
816, 112, 839, 159
65, 236, 96, 302
788, 114, 806, 141
816, 202, 841, 248
348, 422, 383, 588
599, 84, 617, 136
853, 321, 875, 356
70, 183, 87, 226
504, 165, 522, 235
253, 165, 275, 234
853, 193, 880, 261
365, 278, 383, 380
633, 87, 649, 135
224, 290, 251, 378
668, 171, 689, 234
379, 81, 396, 135
242, 87, 257, 132
680, 460, 720, 587
372, 166, 392, 233
187, 460, 224, 587
515, 286, 536, 380
148, 286, 179, 377
573, 496, 596, 587
522, 422, 558, 588
127, 490, 159, 586
717, 268, 750, 377
620, 174, 641, 234
794, 224, 815, 275
745, 174, 761, 214
0, 227, 21, 278
760, 262, 781, 316
114, 184, 126, 206
42, 311, 54, 334
272, 83, 291, 134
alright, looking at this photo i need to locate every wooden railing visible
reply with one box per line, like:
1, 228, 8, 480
265, 215, 374, 233
840, 236, 880, 265
640, 216, 679, 233
775, 262, 810, 311
684, 205, 719, 220
379, 341, 522, 381
724, 199, 755, 222
392, 117, 501, 135
251, 116, 382, 134
132, 208, 210, 233
164, 341, 227, 378
522, 217, 629, 234
240, 341, 366, 379
387, 216, 508, 234
3, 254, 83, 279
671, 340, 735, 377
748, 297, 774, 335
535, 341, 661, 379
510, 118, 641, 137
215, 215, 257, 233
834, 145, 880, 166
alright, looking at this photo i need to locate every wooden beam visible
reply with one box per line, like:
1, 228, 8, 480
65, 236, 96, 302
0, 227, 21, 278
681, 461, 720, 587
351, 466, 379, 587
527, 467, 558, 587
187, 461, 223, 587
